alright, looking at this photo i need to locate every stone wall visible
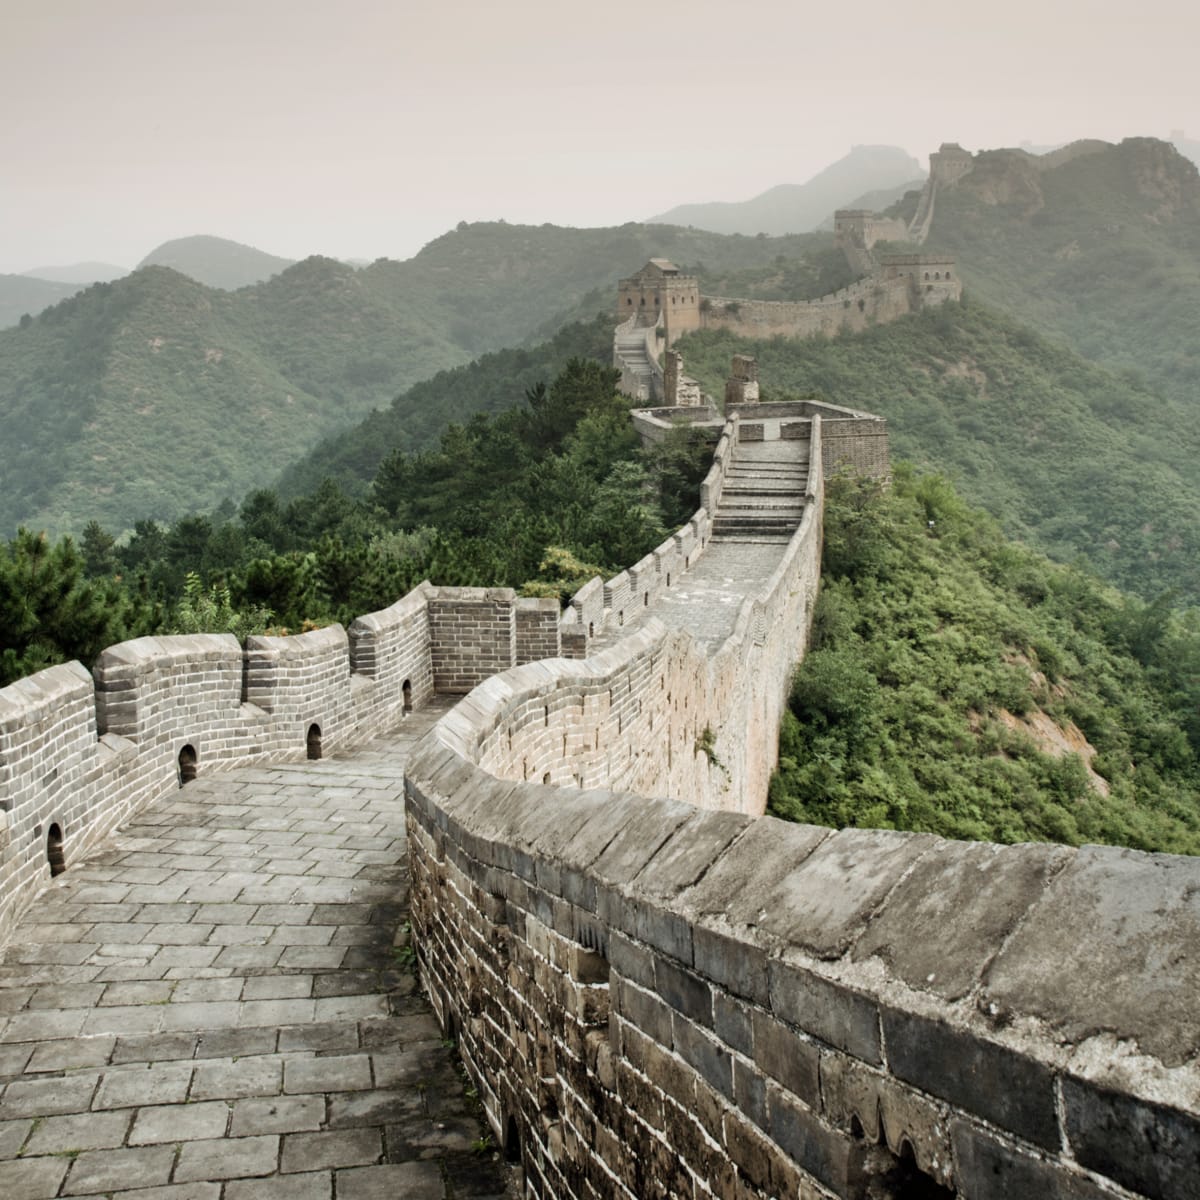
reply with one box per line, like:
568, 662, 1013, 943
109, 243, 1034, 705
429, 587, 519, 694
0, 603, 423, 943
406, 756, 1200, 1199
701, 275, 914, 341
0, 407, 746, 946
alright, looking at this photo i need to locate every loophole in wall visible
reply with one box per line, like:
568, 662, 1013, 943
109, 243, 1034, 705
178, 744, 198, 786
504, 1115, 521, 1164
46, 823, 65, 877
306, 724, 322, 760
402, 679, 413, 713
860, 1141, 956, 1199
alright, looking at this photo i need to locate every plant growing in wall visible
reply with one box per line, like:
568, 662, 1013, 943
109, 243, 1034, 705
695, 725, 726, 775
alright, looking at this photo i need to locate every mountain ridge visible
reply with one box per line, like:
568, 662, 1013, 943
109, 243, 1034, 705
648, 144, 925, 235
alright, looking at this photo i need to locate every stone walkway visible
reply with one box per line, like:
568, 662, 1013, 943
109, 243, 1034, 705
0, 701, 512, 1200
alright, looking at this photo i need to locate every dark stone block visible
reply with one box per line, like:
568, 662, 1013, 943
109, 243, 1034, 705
692, 922, 769, 1007
883, 1009, 1059, 1150
952, 1120, 1116, 1200
714, 994, 752, 1058
608, 931, 654, 991
769, 960, 880, 1065
618, 979, 673, 1047
673, 1014, 733, 1101
734, 1060, 768, 1130
654, 956, 713, 1028
1062, 1076, 1200, 1200
636, 903, 693, 966
766, 1082, 854, 1195
752, 1009, 820, 1106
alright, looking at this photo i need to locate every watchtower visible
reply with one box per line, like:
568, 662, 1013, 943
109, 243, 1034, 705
879, 253, 962, 305
617, 259, 702, 346
929, 142, 974, 187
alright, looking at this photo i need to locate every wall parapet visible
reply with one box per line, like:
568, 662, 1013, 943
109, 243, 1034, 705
406, 450, 1200, 1200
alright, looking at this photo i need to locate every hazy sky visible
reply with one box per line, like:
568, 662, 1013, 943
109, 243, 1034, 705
2, 0, 1196, 273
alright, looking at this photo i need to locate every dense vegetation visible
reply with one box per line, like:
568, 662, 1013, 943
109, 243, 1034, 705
771, 469, 1200, 855
0, 221, 833, 537
276, 316, 614, 498
0, 357, 709, 687
678, 299, 1200, 604
915, 138, 1200, 405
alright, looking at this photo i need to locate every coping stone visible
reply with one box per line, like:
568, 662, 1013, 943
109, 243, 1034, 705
983, 844, 1200, 1066
852, 840, 1071, 1001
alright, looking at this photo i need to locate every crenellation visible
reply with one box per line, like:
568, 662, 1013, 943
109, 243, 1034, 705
0, 349, 1192, 1196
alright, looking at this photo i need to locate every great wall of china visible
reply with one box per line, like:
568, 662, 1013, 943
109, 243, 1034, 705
613, 146, 970, 405
1, 146, 1198, 1199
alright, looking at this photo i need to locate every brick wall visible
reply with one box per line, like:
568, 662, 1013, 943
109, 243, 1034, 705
428, 587, 519, 693
406, 742, 1200, 1200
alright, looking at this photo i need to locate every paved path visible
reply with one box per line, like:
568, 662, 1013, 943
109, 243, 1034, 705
0, 701, 512, 1200
601, 436, 812, 651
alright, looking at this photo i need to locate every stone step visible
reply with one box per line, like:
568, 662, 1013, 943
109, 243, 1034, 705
712, 518, 802, 535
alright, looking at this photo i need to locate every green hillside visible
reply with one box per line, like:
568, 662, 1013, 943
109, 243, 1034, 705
913, 138, 1200, 402
276, 315, 615, 498
0, 222, 834, 536
6, 355, 1200, 858
773, 469, 1200, 855
677, 299, 1200, 604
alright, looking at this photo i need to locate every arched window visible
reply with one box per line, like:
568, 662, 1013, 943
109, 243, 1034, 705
178, 744, 198, 786
46, 823, 65, 877
402, 680, 413, 713
306, 724, 322, 760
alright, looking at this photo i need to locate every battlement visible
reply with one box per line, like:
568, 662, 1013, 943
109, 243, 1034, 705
2, 352, 1195, 1197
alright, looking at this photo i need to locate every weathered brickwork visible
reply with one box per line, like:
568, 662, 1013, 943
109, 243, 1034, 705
407, 741, 1200, 1200
3, 375, 1197, 1198
428, 587, 519, 693
517, 598, 564, 665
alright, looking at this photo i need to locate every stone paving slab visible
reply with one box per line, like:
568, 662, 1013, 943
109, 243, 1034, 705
0, 701, 513, 1199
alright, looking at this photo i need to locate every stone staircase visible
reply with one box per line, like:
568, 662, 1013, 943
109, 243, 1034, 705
710, 434, 811, 543
614, 328, 660, 400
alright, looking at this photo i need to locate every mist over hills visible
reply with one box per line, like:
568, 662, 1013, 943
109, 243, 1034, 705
0, 222, 829, 536
4, 133, 1200, 561
137, 235, 297, 290
22, 262, 128, 284
910, 136, 1200, 403
0, 275, 81, 330
648, 144, 925, 235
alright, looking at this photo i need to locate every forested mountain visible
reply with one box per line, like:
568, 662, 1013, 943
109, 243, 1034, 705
5, 357, 1200, 858
0, 275, 80, 331
137, 235, 297, 289
678, 300, 1200, 605
276, 315, 615, 498
0, 224, 831, 536
908, 138, 1200, 403
648, 145, 925, 235
773, 470, 1200, 855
